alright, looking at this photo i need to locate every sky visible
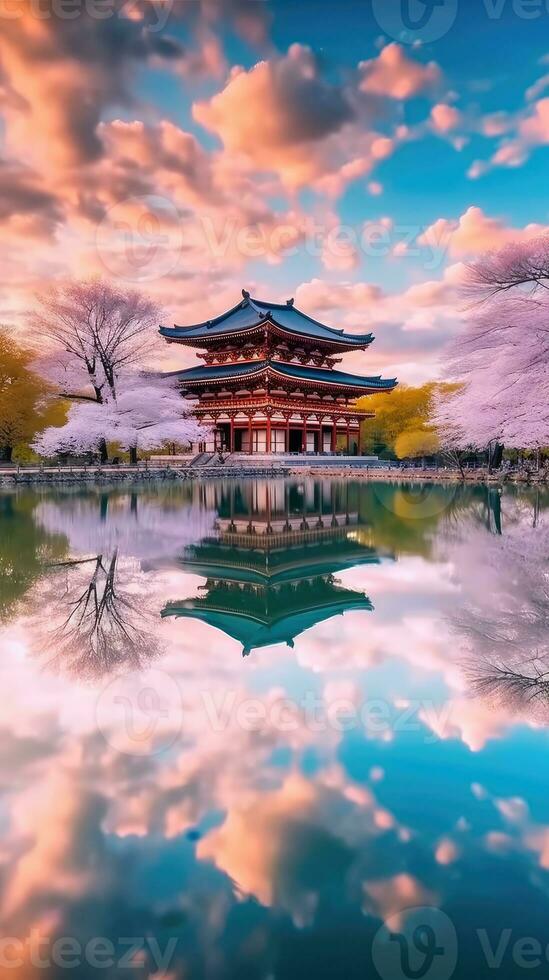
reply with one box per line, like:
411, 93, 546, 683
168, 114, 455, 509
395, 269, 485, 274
2, 0, 549, 382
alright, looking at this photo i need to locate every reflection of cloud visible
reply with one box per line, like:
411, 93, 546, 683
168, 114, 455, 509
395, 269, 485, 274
363, 873, 438, 926
4, 773, 109, 920
197, 771, 373, 924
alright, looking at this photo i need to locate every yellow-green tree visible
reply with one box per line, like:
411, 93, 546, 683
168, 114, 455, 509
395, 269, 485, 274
0, 330, 66, 462
0, 492, 67, 620
394, 429, 440, 460
358, 383, 452, 458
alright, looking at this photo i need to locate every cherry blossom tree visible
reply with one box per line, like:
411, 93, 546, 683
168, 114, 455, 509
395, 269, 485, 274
34, 279, 162, 461
32, 373, 208, 462
433, 236, 549, 453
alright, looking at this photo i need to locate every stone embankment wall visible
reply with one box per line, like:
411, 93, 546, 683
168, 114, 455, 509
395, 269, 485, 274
0, 465, 546, 487
0, 465, 290, 487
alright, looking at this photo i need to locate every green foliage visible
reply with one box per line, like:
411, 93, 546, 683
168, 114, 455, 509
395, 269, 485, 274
0, 492, 67, 620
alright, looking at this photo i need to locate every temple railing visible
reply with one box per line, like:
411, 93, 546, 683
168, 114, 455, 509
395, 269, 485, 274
192, 396, 373, 420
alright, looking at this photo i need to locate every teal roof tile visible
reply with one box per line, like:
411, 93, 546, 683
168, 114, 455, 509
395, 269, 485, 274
159, 292, 374, 348
165, 359, 397, 391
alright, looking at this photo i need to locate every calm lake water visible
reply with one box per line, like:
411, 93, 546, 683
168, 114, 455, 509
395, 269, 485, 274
1, 478, 548, 979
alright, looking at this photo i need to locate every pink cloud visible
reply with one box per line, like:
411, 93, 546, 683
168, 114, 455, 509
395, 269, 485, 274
359, 44, 441, 100
193, 45, 403, 195
419, 206, 549, 258
480, 111, 514, 137
193, 45, 355, 190
368, 181, 384, 196
519, 96, 549, 143
470, 98, 549, 177
430, 103, 461, 133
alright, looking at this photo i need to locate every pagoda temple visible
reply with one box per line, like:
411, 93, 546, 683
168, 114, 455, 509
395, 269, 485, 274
160, 291, 397, 455
158, 480, 389, 655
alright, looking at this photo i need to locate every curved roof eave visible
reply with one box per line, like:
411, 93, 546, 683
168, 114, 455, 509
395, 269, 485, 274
158, 292, 374, 347
164, 359, 398, 392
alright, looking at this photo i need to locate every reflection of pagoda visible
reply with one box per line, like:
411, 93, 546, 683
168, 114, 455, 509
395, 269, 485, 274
161, 481, 386, 655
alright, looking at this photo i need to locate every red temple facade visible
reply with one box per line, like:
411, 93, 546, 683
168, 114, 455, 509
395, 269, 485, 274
160, 291, 397, 455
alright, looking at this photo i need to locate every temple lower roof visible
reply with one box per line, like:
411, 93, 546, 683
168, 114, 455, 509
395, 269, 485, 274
159, 292, 374, 350
163, 539, 382, 586
165, 359, 397, 392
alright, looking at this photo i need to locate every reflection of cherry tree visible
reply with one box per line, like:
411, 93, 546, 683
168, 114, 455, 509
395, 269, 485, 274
448, 507, 549, 721
467, 659, 549, 722
28, 488, 215, 680
33, 552, 163, 680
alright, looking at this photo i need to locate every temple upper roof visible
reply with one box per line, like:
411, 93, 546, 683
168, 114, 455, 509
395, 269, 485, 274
166, 359, 397, 393
162, 596, 373, 656
159, 291, 374, 350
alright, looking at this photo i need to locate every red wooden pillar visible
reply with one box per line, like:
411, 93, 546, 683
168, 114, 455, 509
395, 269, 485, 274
331, 419, 337, 452
346, 421, 350, 455
286, 417, 290, 452
248, 415, 253, 454
230, 416, 235, 453
302, 417, 307, 454
213, 428, 217, 452
266, 415, 271, 454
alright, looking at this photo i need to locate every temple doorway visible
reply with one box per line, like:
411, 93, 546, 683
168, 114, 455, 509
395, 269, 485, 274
288, 429, 302, 453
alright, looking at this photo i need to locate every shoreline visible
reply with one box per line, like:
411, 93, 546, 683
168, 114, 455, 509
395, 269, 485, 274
1, 464, 547, 487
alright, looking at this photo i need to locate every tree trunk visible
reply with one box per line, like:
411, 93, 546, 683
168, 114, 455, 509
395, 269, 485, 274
129, 447, 138, 465
488, 442, 504, 473
0, 446, 13, 463
99, 439, 108, 465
